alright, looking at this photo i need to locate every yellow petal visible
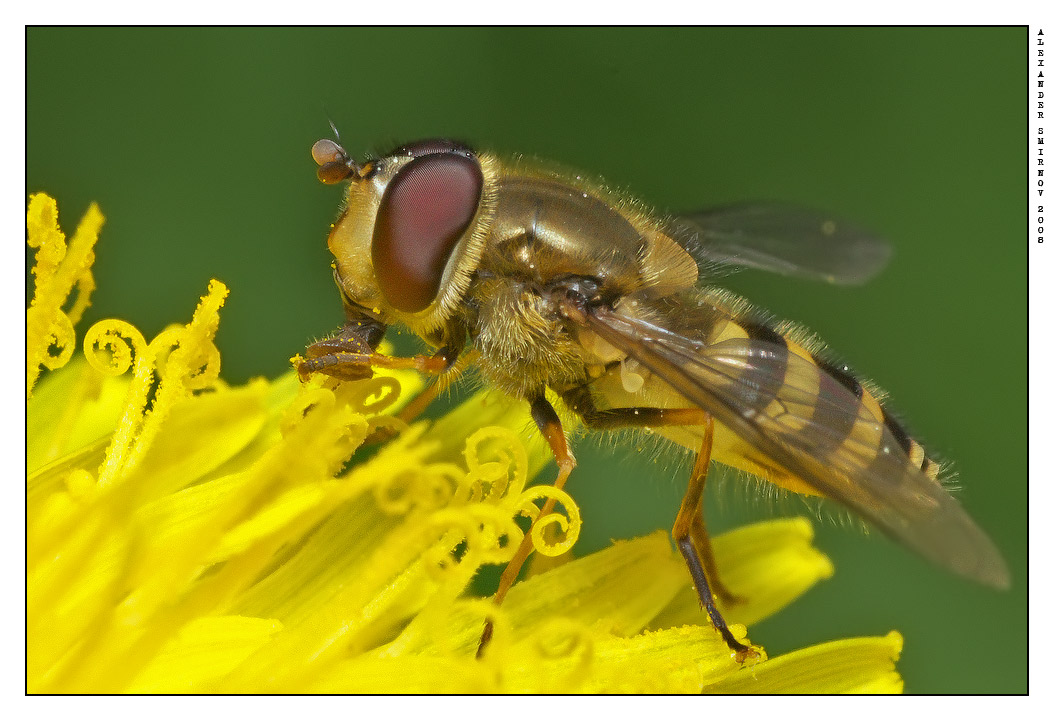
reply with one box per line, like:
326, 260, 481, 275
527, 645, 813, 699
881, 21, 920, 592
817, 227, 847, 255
27, 357, 130, 471
390, 532, 694, 659
128, 616, 283, 692
502, 625, 744, 694
700, 631, 904, 693
120, 378, 271, 499
303, 654, 492, 693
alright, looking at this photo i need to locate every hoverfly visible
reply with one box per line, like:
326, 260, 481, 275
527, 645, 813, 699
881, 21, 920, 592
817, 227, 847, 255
299, 136, 1010, 661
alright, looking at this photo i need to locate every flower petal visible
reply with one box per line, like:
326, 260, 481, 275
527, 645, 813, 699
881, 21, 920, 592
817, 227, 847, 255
121, 379, 271, 499
700, 631, 904, 694
27, 358, 130, 471
128, 616, 283, 692
501, 625, 745, 694
390, 531, 692, 658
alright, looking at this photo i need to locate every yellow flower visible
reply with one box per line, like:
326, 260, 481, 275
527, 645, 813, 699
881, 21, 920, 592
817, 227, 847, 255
26, 194, 904, 693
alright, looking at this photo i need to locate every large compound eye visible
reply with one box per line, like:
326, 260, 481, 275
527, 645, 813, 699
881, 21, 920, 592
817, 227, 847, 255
390, 138, 475, 158
373, 152, 484, 313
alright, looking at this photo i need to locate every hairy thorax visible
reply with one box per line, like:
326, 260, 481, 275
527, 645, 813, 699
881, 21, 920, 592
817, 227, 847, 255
467, 274, 589, 399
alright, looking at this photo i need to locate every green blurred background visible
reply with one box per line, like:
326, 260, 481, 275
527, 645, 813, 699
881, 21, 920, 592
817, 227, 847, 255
27, 28, 1025, 693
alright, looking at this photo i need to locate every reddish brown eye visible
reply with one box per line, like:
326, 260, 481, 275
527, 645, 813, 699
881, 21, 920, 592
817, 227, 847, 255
390, 138, 474, 157
373, 152, 483, 313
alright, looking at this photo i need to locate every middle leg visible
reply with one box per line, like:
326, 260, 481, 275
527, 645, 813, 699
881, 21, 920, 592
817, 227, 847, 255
561, 385, 750, 658
672, 414, 752, 661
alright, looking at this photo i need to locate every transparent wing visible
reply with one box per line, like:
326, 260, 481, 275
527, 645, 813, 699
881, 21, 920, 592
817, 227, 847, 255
572, 301, 1008, 589
670, 202, 892, 285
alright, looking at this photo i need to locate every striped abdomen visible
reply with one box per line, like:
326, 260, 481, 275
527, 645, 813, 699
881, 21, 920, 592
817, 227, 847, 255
642, 288, 944, 498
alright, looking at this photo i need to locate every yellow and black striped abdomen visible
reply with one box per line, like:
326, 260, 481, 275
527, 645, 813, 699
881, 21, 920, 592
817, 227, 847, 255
582, 287, 1007, 588
806, 348, 941, 483
684, 290, 943, 498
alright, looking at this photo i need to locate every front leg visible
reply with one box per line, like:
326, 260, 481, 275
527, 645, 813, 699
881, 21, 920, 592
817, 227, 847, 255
297, 317, 462, 382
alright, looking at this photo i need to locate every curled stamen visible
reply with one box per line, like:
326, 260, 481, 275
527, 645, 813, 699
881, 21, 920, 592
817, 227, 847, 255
374, 468, 423, 515
149, 280, 228, 392
339, 376, 402, 415
422, 505, 524, 580
458, 427, 528, 505
374, 461, 462, 516
365, 414, 410, 440
83, 320, 147, 377
64, 269, 96, 329
518, 486, 582, 557
95, 281, 229, 485
26, 194, 103, 397
280, 385, 333, 430
533, 617, 593, 662
39, 312, 76, 371
416, 464, 462, 511
527, 618, 595, 691
280, 387, 337, 436
149, 327, 222, 391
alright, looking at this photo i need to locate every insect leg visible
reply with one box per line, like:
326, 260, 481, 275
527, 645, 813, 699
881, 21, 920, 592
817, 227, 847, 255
560, 386, 750, 655
689, 511, 744, 607
560, 387, 738, 600
298, 320, 461, 382
301, 323, 471, 444
392, 349, 478, 425
674, 416, 753, 661
477, 394, 576, 659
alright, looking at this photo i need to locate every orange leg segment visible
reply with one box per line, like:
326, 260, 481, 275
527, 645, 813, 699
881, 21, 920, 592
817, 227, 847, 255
672, 414, 752, 661
298, 320, 462, 382
559, 386, 750, 659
